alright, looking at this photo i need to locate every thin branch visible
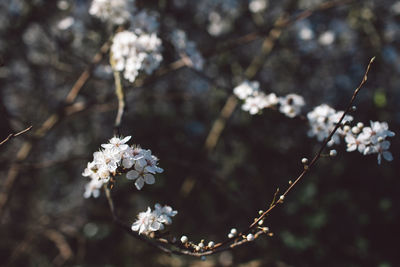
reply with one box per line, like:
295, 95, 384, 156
104, 176, 269, 257
65, 39, 112, 104
110, 53, 125, 135
104, 57, 375, 258
0, 125, 32, 146
248, 57, 376, 230
0, 39, 112, 218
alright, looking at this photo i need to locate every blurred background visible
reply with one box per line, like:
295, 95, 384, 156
0, 0, 399, 266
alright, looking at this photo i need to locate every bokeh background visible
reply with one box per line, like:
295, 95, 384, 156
0, 0, 399, 266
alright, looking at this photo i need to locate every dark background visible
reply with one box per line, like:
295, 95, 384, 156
0, 0, 399, 266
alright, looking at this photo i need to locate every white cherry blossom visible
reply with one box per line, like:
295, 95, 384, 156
279, 94, 305, 118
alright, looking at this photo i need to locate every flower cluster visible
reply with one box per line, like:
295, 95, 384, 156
344, 121, 395, 164
131, 204, 177, 235
89, 0, 163, 83
235, 82, 395, 164
111, 31, 162, 82
233, 80, 304, 117
170, 29, 204, 71
82, 136, 163, 198
307, 104, 353, 146
306, 104, 395, 164
89, 0, 136, 25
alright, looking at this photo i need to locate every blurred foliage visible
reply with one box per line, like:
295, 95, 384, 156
0, 0, 399, 266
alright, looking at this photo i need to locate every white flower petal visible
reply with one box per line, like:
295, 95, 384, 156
126, 170, 139, 180
144, 174, 155, 184
382, 151, 393, 162
135, 177, 145, 190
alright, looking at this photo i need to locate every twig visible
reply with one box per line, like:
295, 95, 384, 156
104, 177, 268, 257
0, 125, 32, 146
65, 39, 112, 103
110, 53, 125, 135
0, 39, 112, 218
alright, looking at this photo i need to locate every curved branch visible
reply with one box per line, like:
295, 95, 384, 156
104, 57, 375, 258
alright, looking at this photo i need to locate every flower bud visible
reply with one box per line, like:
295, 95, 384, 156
180, 235, 188, 243
246, 234, 255, 241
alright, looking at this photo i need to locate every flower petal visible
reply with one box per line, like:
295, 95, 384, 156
135, 177, 145, 190
126, 170, 139, 180
144, 174, 155, 184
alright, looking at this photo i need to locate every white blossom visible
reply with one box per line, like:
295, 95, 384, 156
242, 95, 264, 115
126, 164, 156, 190
364, 140, 393, 165
344, 120, 395, 164
111, 31, 162, 83
82, 135, 163, 197
83, 178, 104, 198
279, 94, 305, 118
153, 203, 178, 225
101, 136, 131, 151
249, 0, 268, 13
122, 146, 144, 169
307, 104, 353, 146
345, 133, 367, 153
233, 80, 259, 100
131, 204, 177, 235
363, 121, 395, 144
318, 30, 335, 46
246, 233, 255, 241
89, 0, 135, 25
131, 207, 163, 235
124, 149, 162, 190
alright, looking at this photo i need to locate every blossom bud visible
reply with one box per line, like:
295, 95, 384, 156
208, 241, 215, 248
180, 235, 188, 243
329, 149, 337, 157
228, 233, 234, 239
230, 228, 237, 235
352, 126, 360, 134
258, 220, 264, 226
258, 210, 264, 215
343, 125, 351, 132
357, 122, 364, 128
279, 195, 285, 201
301, 158, 309, 164
246, 234, 255, 241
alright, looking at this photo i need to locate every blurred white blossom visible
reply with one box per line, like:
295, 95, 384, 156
233, 80, 260, 100
89, 0, 136, 25
279, 94, 305, 118
318, 30, 335, 46
249, 0, 268, 13
111, 31, 162, 83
